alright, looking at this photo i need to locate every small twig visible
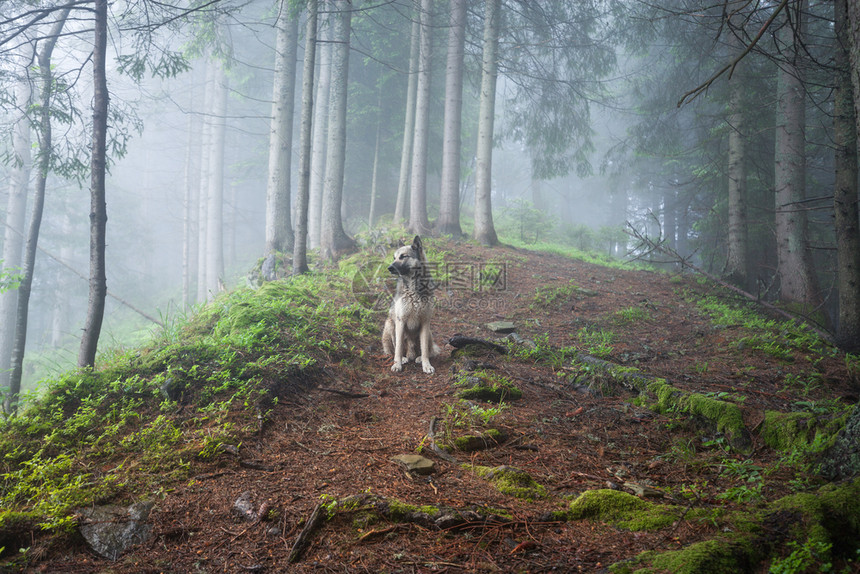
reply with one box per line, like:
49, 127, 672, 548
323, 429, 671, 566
428, 416, 459, 464
288, 502, 325, 563
317, 387, 370, 398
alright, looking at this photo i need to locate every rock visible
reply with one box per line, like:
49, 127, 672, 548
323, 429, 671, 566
159, 376, 185, 402
233, 491, 258, 521
391, 454, 436, 475
486, 321, 516, 334
623, 482, 664, 498
79, 502, 154, 561
819, 403, 860, 480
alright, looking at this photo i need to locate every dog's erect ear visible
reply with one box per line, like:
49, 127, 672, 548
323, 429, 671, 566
412, 235, 424, 259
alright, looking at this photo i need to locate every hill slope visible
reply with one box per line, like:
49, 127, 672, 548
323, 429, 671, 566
1, 236, 859, 573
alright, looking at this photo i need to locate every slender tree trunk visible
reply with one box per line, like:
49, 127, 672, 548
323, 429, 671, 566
293, 0, 318, 275
473, 0, 500, 246
308, 0, 331, 249
182, 72, 202, 307
320, 0, 356, 261
265, 2, 299, 254
196, 58, 214, 303
835, 0, 860, 351
436, 0, 466, 237
394, 0, 421, 224
408, 0, 434, 235
0, 77, 32, 401
368, 120, 381, 228
725, 24, 749, 290
78, 0, 108, 369
773, 0, 818, 305
205, 59, 228, 299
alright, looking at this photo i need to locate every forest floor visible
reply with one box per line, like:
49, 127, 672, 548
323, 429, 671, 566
9, 238, 860, 573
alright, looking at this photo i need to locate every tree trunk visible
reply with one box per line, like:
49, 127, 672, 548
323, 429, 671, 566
773, 0, 818, 306
0, 77, 32, 402
368, 120, 381, 228
407, 0, 434, 236
196, 58, 215, 303
293, 0, 318, 275
265, 2, 299, 254
473, 0, 500, 246
182, 71, 202, 307
725, 22, 749, 290
435, 0, 466, 237
394, 0, 421, 225
205, 58, 228, 299
319, 0, 356, 261
308, 0, 331, 249
835, 0, 860, 351
78, 0, 108, 369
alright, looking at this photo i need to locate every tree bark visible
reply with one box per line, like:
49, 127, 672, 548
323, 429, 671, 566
0, 76, 32, 402
835, 0, 860, 351
78, 0, 108, 369
473, 0, 500, 246
265, 2, 299, 254
394, 0, 421, 225
407, 0, 434, 236
725, 19, 749, 290
773, 0, 818, 306
182, 71, 202, 307
319, 0, 356, 261
435, 0, 466, 237
293, 0, 318, 275
308, 0, 331, 249
196, 58, 215, 303
205, 57, 228, 299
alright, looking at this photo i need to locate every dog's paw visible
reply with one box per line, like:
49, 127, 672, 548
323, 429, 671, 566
422, 363, 435, 374
414, 356, 423, 364
391, 362, 404, 373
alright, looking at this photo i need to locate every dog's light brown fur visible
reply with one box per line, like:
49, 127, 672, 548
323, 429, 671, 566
382, 236, 440, 374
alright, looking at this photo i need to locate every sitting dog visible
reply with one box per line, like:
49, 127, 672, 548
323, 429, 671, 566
382, 235, 440, 374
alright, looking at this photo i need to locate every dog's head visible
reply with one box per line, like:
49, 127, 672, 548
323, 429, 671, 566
388, 235, 426, 276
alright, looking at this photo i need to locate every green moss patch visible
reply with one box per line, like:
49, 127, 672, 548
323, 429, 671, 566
470, 465, 548, 500
565, 489, 679, 531
646, 380, 750, 451
455, 371, 522, 402
611, 478, 860, 573
760, 410, 845, 454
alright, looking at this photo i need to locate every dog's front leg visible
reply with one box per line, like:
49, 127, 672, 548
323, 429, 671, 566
419, 324, 435, 374
391, 320, 406, 372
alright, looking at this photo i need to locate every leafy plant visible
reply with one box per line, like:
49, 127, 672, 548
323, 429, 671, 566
575, 326, 615, 358
769, 539, 832, 574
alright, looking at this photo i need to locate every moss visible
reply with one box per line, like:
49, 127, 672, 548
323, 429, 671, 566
565, 489, 678, 531
759, 410, 844, 454
385, 499, 441, 520
646, 380, 750, 451
643, 538, 756, 574
470, 465, 548, 500
449, 429, 506, 452
611, 478, 860, 573
455, 371, 523, 402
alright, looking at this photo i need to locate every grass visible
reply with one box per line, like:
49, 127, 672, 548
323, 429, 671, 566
0, 271, 377, 532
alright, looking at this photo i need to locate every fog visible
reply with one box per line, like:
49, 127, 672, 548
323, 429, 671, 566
0, 0, 855, 390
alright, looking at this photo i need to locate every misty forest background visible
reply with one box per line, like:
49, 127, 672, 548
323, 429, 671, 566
2, 0, 860, 408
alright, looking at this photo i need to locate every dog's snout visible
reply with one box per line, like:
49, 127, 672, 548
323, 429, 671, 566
387, 264, 398, 274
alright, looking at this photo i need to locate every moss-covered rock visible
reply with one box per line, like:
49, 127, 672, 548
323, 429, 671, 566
647, 380, 750, 451
470, 465, 548, 500
610, 478, 860, 573
819, 403, 860, 480
565, 489, 679, 531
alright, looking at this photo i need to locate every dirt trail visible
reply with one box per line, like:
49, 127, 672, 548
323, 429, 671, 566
32, 242, 858, 573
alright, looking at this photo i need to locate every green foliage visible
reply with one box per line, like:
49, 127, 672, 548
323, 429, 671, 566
575, 326, 615, 358
496, 199, 557, 244
0, 261, 22, 293
0, 270, 376, 531
769, 539, 833, 574
613, 305, 650, 325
